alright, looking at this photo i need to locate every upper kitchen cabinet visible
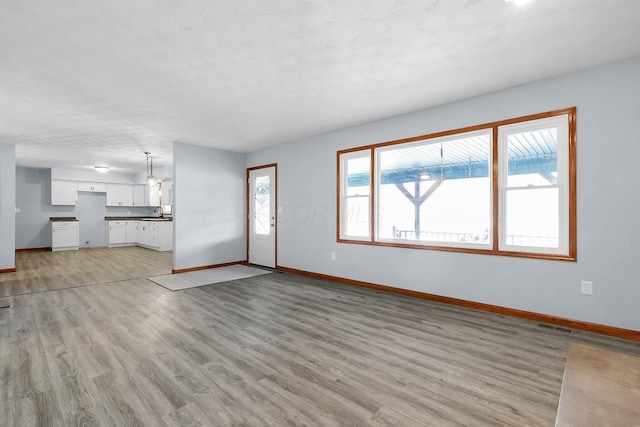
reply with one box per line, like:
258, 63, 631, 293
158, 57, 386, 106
132, 184, 145, 206
145, 182, 160, 207
106, 183, 133, 206
77, 181, 107, 192
51, 180, 77, 205
161, 179, 174, 205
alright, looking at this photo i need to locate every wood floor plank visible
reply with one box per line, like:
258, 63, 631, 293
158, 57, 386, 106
163, 402, 214, 427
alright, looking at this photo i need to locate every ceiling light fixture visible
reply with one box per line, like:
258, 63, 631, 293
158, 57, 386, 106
145, 151, 158, 184
94, 166, 109, 173
505, 0, 532, 5
420, 172, 431, 181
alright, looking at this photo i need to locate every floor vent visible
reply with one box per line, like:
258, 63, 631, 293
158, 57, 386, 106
538, 323, 573, 333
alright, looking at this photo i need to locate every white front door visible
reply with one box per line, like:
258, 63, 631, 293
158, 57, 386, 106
248, 166, 276, 268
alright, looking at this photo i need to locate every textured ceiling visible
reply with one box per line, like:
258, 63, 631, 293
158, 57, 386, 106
2, 0, 640, 174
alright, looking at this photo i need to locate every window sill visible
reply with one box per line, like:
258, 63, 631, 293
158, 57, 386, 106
337, 238, 576, 262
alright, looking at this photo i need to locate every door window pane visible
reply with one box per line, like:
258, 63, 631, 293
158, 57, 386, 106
254, 176, 270, 235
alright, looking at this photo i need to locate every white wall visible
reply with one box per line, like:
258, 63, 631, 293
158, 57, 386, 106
0, 144, 16, 270
52, 167, 139, 183
247, 55, 640, 331
16, 167, 152, 249
173, 142, 246, 270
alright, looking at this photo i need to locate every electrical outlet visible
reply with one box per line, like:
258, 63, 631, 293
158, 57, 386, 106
581, 280, 593, 296
331, 252, 336, 261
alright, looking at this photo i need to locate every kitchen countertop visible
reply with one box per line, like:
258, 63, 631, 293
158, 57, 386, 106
104, 216, 173, 221
50, 217, 78, 222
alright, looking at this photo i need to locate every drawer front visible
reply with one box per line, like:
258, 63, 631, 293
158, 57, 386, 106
53, 222, 78, 229
109, 221, 126, 226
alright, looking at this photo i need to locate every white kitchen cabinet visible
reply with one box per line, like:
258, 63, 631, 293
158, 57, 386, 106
107, 221, 126, 245
51, 180, 78, 205
52, 221, 79, 251
145, 182, 161, 207
161, 180, 173, 204
138, 221, 172, 251
132, 185, 145, 207
107, 219, 172, 251
106, 184, 133, 206
77, 182, 106, 192
139, 222, 157, 247
125, 221, 139, 244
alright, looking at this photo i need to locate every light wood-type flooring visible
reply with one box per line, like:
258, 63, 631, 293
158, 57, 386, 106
0, 247, 172, 298
1, 251, 639, 426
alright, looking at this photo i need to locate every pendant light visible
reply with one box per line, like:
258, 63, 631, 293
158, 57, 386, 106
145, 151, 158, 184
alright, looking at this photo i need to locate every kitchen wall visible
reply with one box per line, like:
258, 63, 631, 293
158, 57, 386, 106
15, 167, 152, 249
0, 143, 16, 270
246, 55, 640, 331
52, 167, 139, 183
173, 142, 246, 271
133, 164, 173, 184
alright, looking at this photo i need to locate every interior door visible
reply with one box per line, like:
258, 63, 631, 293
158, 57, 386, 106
248, 165, 276, 268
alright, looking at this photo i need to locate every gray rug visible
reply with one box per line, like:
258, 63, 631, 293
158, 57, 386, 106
149, 264, 271, 291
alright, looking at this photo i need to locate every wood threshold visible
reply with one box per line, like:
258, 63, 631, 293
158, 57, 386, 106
277, 265, 640, 342
172, 260, 247, 275
16, 247, 52, 252
0, 268, 17, 274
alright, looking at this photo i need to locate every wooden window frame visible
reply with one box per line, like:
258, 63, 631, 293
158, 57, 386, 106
336, 107, 577, 261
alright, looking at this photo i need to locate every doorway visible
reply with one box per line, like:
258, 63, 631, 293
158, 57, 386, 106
247, 164, 277, 268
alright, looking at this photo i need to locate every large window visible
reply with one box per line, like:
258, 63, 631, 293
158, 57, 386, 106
337, 108, 576, 261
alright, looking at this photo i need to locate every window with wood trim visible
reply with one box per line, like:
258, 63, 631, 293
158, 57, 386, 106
337, 108, 576, 261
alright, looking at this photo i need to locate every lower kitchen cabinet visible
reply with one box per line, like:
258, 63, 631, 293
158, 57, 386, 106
52, 221, 79, 251
125, 221, 139, 243
107, 221, 127, 245
107, 220, 172, 251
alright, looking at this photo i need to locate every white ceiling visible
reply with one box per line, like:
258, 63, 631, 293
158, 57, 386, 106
2, 0, 640, 174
